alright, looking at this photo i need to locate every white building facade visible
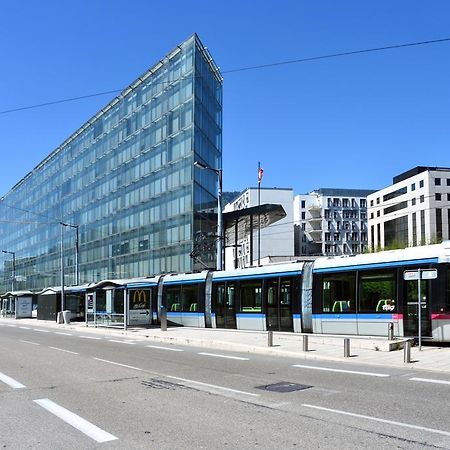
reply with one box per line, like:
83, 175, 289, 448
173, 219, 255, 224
294, 188, 374, 256
223, 188, 294, 269
367, 166, 450, 250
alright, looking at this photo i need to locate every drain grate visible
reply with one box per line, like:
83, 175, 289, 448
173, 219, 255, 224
256, 381, 312, 393
141, 379, 186, 390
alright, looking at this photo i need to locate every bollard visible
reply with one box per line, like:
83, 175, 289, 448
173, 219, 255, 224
302, 335, 309, 352
404, 340, 411, 363
388, 322, 394, 340
160, 305, 167, 332
268, 330, 273, 347
344, 338, 350, 357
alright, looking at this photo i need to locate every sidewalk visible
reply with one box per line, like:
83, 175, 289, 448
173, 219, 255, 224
3, 317, 450, 374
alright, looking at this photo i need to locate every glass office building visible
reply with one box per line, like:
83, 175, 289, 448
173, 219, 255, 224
0, 34, 222, 292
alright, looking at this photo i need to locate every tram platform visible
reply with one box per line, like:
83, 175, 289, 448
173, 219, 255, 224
2, 317, 450, 374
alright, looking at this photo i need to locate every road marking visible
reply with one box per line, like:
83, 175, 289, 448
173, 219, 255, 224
0, 372, 26, 389
146, 345, 184, 352
34, 398, 118, 443
410, 377, 450, 386
34, 329, 50, 333
108, 339, 136, 345
293, 364, 389, 378
20, 340, 40, 346
198, 352, 250, 361
93, 357, 143, 371
166, 375, 259, 397
54, 332, 73, 336
6, 324, 16, 327
302, 404, 450, 437
19, 326, 31, 330
49, 346, 79, 355
80, 336, 102, 340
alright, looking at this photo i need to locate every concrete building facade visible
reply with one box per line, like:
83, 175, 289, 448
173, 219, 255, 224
367, 166, 450, 250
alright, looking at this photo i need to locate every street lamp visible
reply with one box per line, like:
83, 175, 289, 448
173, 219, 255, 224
61, 222, 79, 285
2, 250, 16, 292
194, 160, 223, 271
60, 222, 79, 316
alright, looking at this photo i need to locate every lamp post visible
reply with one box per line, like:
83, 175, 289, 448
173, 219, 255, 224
194, 161, 223, 271
2, 250, 16, 292
61, 222, 79, 285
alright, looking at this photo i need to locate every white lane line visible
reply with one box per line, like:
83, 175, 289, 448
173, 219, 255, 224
166, 375, 259, 397
93, 357, 143, 371
302, 404, 450, 437
20, 340, 40, 346
54, 332, 73, 336
108, 339, 136, 345
80, 336, 102, 340
146, 345, 184, 352
293, 364, 389, 378
34, 329, 50, 333
6, 324, 16, 327
19, 326, 31, 330
49, 346, 79, 355
198, 352, 250, 361
410, 377, 450, 386
34, 398, 118, 443
0, 372, 26, 389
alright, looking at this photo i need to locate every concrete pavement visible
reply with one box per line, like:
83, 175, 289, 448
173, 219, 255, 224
2, 317, 450, 374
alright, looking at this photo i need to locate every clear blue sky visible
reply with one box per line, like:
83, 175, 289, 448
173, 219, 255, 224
1, 1, 449, 197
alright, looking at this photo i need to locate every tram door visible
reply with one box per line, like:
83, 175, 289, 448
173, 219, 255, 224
267, 278, 294, 332
403, 280, 432, 337
214, 283, 237, 329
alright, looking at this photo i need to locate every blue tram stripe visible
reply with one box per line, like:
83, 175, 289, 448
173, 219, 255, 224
167, 312, 204, 317
313, 257, 438, 273
236, 313, 265, 319
313, 313, 394, 320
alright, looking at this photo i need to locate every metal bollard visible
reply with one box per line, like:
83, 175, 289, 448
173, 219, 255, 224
160, 306, 167, 332
268, 330, 273, 347
302, 335, 309, 352
388, 322, 394, 340
344, 338, 350, 357
404, 340, 411, 363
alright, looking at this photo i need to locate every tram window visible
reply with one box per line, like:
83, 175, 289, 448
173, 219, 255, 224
166, 287, 181, 312
227, 285, 235, 306
182, 285, 198, 312
446, 269, 450, 313
268, 280, 277, 306
359, 271, 395, 313
322, 273, 355, 313
280, 279, 292, 305
240, 281, 262, 312
215, 284, 225, 306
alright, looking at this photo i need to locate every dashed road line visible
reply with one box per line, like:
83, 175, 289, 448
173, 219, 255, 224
20, 340, 40, 346
80, 336, 102, 340
409, 377, 450, 386
49, 346, 79, 355
54, 332, 73, 336
146, 345, 184, 352
108, 339, 135, 345
302, 403, 450, 437
34, 398, 118, 443
34, 329, 50, 333
293, 364, 389, 378
0, 371, 26, 389
198, 352, 250, 361
19, 326, 31, 330
93, 357, 143, 371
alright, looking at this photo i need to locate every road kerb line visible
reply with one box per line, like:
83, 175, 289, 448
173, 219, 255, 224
34, 398, 118, 443
302, 404, 450, 437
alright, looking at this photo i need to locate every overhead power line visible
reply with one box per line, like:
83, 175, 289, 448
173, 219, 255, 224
1, 36, 449, 116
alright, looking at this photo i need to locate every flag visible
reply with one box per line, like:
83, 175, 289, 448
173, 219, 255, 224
258, 167, 264, 184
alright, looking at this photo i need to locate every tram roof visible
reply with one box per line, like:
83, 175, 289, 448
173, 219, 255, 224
212, 261, 304, 281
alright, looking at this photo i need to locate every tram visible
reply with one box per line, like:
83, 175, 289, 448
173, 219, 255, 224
143, 242, 450, 342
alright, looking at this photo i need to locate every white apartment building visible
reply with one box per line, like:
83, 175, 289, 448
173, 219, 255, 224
294, 188, 374, 256
223, 187, 294, 269
367, 166, 450, 250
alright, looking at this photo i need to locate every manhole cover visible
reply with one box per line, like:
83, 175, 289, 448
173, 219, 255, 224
256, 381, 312, 393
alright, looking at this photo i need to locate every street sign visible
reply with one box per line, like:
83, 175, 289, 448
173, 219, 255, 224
403, 269, 437, 281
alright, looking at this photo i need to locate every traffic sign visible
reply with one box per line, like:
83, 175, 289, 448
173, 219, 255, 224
403, 269, 437, 281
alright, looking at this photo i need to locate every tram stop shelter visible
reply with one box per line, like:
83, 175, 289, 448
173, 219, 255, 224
1, 290, 36, 319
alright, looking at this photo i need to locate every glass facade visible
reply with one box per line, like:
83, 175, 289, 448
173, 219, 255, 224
0, 34, 222, 292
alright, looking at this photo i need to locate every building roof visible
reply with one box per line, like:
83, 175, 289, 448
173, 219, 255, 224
393, 166, 450, 184
311, 188, 376, 197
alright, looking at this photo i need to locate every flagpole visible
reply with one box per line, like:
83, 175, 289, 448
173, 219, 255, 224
258, 161, 261, 266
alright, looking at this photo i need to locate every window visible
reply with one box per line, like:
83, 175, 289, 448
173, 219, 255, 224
370, 213, 374, 219
411, 183, 415, 191
301, 223, 306, 230
411, 198, 416, 206
370, 200, 374, 207
435, 178, 441, 186
359, 271, 396, 313
301, 200, 306, 208
436, 208, 442, 241
420, 195, 424, 203
384, 201, 408, 215
376, 198, 380, 204
377, 210, 380, 217
383, 187, 407, 202
419, 180, 424, 188
360, 199, 367, 208
334, 232, 340, 241
301, 211, 306, 220
325, 232, 331, 241
435, 193, 442, 201
240, 281, 262, 312
322, 273, 356, 313
447, 178, 450, 186
448, 194, 450, 202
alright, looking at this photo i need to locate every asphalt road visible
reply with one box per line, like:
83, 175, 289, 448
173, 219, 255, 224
1, 322, 450, 449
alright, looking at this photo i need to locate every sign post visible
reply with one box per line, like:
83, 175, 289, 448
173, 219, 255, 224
403, 268, 437, 351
